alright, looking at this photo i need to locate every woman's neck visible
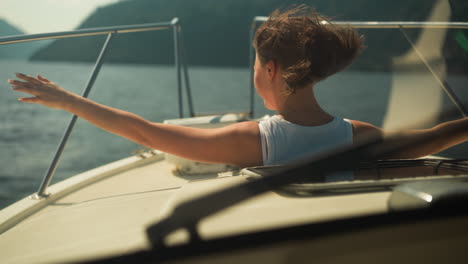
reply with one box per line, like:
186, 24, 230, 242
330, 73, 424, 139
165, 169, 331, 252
276, 86, 334, 126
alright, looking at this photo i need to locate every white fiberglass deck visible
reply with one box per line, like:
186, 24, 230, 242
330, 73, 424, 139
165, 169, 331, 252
0, 153, 390, 264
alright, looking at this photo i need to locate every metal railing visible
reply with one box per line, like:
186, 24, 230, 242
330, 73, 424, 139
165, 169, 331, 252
248, 18, 468, 118
3, 17, 468, 199
0, 18, 194, 198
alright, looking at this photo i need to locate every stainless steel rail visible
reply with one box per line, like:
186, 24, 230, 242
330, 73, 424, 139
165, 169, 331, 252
252, 17, 468, 28
0, 19, 195, 198
0, 22, 171, 45
248, 18, 468, 118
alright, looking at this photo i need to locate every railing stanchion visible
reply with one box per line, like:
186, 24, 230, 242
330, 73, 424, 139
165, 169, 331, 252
36, 33, 114, 198
179, 27, 195, 117
248, 20, 257, 119
172, 19, 183, 118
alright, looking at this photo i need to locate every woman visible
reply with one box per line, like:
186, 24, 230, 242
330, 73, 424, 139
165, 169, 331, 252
8, 6, 468, 168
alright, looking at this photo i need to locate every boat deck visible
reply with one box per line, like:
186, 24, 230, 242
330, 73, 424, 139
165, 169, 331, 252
0, 153, 390, 263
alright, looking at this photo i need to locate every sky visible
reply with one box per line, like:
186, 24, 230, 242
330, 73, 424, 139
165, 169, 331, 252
1, 0, 121, 34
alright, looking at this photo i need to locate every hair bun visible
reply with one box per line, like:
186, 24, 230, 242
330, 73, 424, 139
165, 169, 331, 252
282, 60, 313, 92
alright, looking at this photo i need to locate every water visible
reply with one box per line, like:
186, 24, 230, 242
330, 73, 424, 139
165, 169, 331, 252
0, 60, 466, 209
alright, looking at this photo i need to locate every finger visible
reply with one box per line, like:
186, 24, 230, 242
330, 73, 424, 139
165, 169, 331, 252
8, 79, 32, 87
18, 97, 40, 104
16, 73, 42, 85
15, 73, 42, 85
11, 85, 41, 96
9, 80, 37, 91
37, 74, 51, 83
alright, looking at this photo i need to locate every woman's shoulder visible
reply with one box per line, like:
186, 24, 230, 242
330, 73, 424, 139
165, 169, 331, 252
349, 120, 383, 141
350, 120, 381, 131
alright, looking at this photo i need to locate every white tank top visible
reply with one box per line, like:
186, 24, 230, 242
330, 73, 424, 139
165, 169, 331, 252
258, 115, 353, 166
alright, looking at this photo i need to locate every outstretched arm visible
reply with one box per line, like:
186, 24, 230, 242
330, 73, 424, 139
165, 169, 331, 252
351, 119, 468, 159
8, 73, 263, 167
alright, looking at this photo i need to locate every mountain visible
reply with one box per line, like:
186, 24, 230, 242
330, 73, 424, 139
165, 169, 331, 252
0, 19, 23, 36
29, 0, 466, 70
0, 19, 48, 60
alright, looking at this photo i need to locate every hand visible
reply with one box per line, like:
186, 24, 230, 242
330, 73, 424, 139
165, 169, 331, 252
8, 73, 75, 110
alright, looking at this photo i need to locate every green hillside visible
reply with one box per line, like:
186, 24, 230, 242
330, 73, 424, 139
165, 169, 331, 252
29, 0, 467, 70
0, 19, 48, 60
0, 19, 23, 36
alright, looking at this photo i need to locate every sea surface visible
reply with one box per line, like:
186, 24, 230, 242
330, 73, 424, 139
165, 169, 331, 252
0, 60, 467, 209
